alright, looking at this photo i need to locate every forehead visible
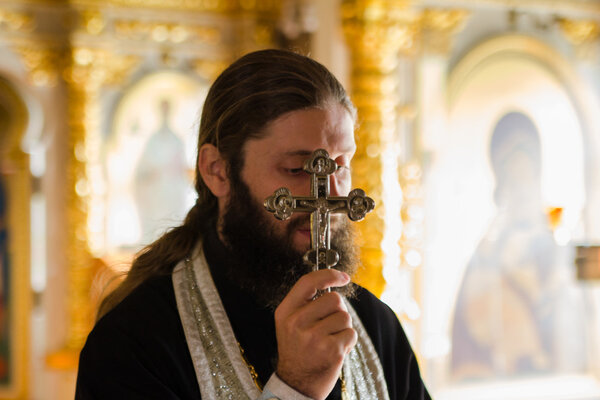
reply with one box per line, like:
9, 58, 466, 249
245, 104, 356, 160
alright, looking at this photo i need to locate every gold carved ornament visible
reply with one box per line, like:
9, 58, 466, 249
421, 8, 469, 33
73, 3, 281, 64
3, 8, 60, 87
113, 20, 221, 44
420, 8, 469, 54
558, 18, 600, 45
12, 45, 62, 87
0, 9, 34, 32
70, 0, 282, 46
76, 0, 280, 13
193, 59, 231, 81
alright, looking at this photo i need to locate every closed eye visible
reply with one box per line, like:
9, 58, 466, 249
286, 167, 304, 175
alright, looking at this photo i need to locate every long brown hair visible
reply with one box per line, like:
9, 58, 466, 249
97, 49, 355, 320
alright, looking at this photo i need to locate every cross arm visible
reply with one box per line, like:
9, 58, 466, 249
264, 188, 314, 220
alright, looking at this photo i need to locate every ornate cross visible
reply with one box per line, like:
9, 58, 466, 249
264, 149, 375, 272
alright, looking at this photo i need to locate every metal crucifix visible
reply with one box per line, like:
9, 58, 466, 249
264, 149, 375, 273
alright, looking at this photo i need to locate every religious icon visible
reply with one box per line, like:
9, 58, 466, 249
103, 71, 207, 252
133, 99, 188, 245
451, 111, 586, 380
264, 149, 375, 273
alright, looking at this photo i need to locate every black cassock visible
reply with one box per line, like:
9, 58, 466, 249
76, 228, 431, 400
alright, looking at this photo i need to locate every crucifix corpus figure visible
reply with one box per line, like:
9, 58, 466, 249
265, 148, 375, 273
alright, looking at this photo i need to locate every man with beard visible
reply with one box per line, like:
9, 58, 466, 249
76, 49, 430, 400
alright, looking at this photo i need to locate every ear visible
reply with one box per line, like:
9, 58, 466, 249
198, 144, 230, 198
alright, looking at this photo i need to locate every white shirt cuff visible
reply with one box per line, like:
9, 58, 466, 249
256, 373, 313, 400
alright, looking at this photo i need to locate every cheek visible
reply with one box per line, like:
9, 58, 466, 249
287, 177, 313, 197
241, 168, 274, 204
335, 172, 352, 196
341, 176, 352, 193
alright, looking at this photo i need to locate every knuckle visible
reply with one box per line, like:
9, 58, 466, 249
319, 268, 337, 281
340, 311, 352, 327
329, 343, 346, 363
347, 328, 358, 347
326, 292, 344, 309
287, 312, 302, 329
298, 273, 312, 285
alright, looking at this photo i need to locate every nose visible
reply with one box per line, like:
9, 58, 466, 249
329, 173, 348, 197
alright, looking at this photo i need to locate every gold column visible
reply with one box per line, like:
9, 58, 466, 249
47, 48, 138, 368
0, 78, 30, 400
342, 0, 420, 297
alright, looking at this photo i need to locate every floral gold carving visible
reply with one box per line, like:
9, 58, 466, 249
13, 45, 62, 87
0, 9, 35, 32
80, 10, 106, 35
74, 0, 281, 13
193, 58, 230, 80
421, 8, 468, 32
421, 8, 469, 54
558, 18, 600, 45
342, 0, 420, 57
114, 20, 221, 44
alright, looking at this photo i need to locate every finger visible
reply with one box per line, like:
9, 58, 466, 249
312, 310, 353, 336
332, 327, 358, 356
315, 328, 357, 365
279, 269, 350, 311
293, 292, 348, 328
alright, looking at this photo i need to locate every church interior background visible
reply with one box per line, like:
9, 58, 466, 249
1, 0, 600, 398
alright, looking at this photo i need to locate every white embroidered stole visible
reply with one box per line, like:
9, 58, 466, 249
172, 246, 390, 400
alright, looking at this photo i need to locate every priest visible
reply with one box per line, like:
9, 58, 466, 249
75, 49, 431, 400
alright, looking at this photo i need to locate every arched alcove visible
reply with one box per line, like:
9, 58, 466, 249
92, 70, 209, 261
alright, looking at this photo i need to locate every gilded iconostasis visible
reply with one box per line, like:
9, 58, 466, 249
0, 0, 599, 398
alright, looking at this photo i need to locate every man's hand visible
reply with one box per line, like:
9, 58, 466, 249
274, 269, 357, 400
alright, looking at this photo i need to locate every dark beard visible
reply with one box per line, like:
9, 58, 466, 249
220, 176, 359, 309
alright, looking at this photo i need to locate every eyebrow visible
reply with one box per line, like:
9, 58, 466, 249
282, 146, 356, 158
282, 150, 313, 157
